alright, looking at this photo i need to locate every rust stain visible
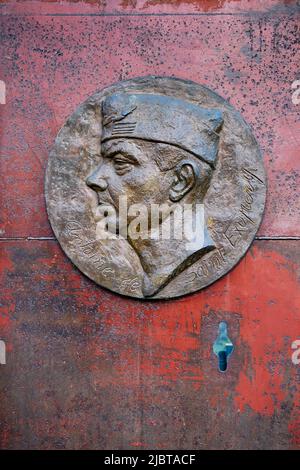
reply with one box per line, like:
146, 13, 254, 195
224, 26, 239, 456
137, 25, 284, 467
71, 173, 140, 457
0, 0, 299, 14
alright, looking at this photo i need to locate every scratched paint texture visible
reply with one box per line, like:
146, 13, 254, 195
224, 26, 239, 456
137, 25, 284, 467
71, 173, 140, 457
0, 0, 300, 449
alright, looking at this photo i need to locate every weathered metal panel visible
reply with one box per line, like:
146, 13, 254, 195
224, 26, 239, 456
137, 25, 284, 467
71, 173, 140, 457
0, 240, 299, 449
0, 0, 299, 450
0, 6, 299, 237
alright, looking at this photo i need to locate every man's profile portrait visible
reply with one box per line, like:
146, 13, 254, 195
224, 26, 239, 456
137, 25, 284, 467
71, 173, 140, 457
86, 93, 223, 297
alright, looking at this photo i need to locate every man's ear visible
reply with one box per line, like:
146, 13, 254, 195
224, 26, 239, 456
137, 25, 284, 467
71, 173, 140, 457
169, 161, 197, 202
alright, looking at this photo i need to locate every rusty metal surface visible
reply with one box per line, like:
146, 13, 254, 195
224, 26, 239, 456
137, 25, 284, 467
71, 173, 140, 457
0, 0, 299, 15
0, 7, 299, 238
0, 0, 299, 450
0, 240, 299, 449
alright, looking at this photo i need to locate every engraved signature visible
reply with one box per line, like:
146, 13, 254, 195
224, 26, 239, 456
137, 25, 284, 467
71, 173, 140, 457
224, 168, 265, 248
64, 220, 141, 292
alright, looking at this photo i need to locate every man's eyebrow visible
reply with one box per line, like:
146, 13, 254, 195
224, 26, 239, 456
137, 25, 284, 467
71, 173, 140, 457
104, 148, 139, 163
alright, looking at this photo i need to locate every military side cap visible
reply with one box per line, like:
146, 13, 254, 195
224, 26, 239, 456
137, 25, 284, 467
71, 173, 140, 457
101, 93, 223, 168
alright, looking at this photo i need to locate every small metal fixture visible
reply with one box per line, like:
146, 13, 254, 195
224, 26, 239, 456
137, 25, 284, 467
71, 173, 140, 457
213, 321, 234, 372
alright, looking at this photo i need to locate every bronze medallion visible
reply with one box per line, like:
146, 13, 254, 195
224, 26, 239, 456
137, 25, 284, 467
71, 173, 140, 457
45, 76, 266, 299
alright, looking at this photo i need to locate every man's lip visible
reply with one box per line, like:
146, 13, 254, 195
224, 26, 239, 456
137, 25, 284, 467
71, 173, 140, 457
98, 200, 112, 206
92, 191, 115, 207
97, 197, 114, 207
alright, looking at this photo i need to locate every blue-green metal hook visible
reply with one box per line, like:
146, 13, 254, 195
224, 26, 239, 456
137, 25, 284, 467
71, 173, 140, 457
213, 321, 234, 372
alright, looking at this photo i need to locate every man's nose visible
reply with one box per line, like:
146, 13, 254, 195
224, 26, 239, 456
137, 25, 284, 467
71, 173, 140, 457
86, 168, 108, 191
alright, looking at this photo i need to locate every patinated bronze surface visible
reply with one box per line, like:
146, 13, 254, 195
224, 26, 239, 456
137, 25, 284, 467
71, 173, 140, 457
45, 76, 266, 299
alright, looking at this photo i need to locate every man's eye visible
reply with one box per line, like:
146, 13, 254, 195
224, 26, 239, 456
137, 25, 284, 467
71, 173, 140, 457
113, 159, 133, 173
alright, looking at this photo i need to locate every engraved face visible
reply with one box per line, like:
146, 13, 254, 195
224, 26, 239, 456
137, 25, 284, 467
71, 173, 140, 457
86, 139, 174, 229
84, 98, 219, 296
86, 138, 213, 235
45, 77, 266, 299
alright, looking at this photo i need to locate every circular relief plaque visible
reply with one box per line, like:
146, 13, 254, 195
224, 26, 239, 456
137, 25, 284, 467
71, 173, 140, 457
45, 76, 266, 299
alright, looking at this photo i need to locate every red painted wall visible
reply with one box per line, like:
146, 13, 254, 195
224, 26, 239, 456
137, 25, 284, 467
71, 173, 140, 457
0, 0, 299, 449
